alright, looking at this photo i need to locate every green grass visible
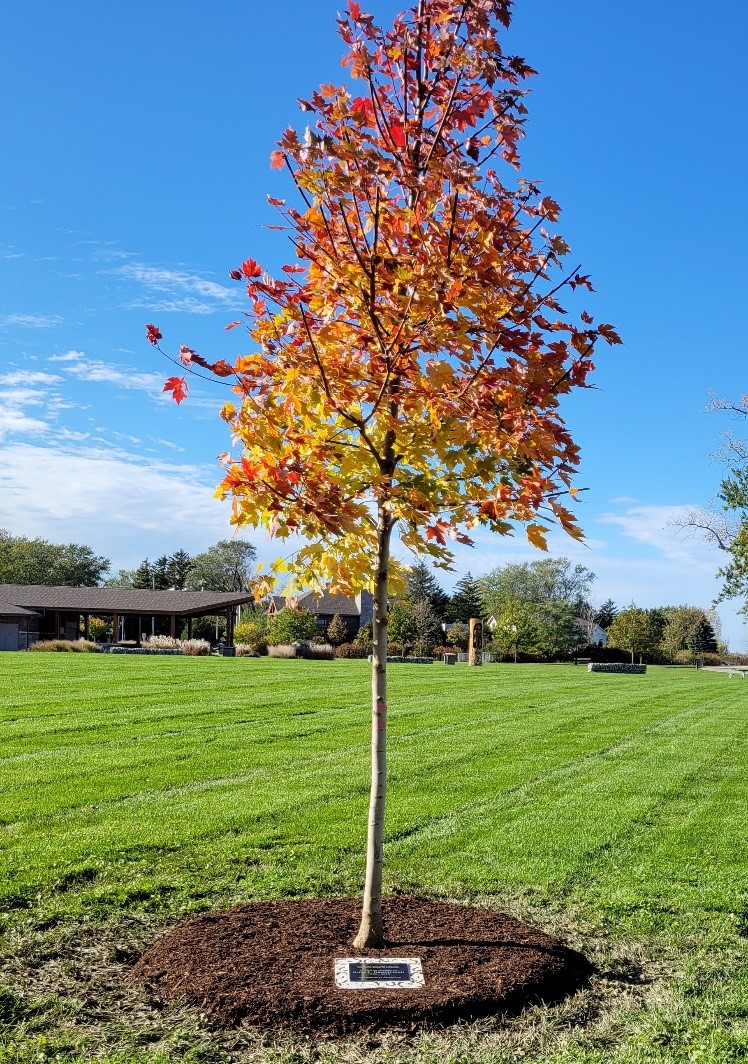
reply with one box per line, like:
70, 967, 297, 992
1, 656, 748, 1062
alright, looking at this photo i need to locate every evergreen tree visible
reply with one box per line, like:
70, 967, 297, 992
445, 572, 483, 623
131, 559, 155, 589
167, 549, 193, 589
597, 598, 618, 630
406, 560, 449, 621
688, 616, 718, 655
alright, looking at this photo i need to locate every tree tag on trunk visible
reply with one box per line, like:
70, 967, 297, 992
334, 956, 424, 989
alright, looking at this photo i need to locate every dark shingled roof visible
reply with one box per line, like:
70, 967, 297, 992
0, 585, 254, 616
0, 598, 37, 618
295, 590, 361, 616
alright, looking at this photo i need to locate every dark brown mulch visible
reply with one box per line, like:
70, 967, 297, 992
128, 896, 592, 1036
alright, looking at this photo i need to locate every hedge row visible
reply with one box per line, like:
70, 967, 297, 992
587, 662, 647, 674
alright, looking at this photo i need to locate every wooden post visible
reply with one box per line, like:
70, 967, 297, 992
170, 615, 176, 638
468, 618, 483, 666
112, 612, 120, 644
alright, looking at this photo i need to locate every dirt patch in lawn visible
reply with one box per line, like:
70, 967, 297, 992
128, 895, 592, 1036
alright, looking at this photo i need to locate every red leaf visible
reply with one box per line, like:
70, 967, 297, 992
163, 376, 188, 404
282, 264, 306, 274
351, 96, 375, 124
580, 311, 594, 324
388, 120, 406, 148
348, 0, 361, 17
229, 269, 242, 281
211, 360, 235, 378
241, 258, 263, 279
270, 150, 285, 170
598, 323, 622, 345
224, 321, 242, 331
179, 344, 196, 366
267, 196, 286, 206
146, 323, 162, 346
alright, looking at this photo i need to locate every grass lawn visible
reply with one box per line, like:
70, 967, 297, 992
1, 655, 747, 1062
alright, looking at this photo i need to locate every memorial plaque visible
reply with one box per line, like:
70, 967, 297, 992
334, 956, 425, 989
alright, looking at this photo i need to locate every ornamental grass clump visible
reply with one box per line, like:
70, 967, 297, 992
181, 639, 212, 656
29, 639, 101, 653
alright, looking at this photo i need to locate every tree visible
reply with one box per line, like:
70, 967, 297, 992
531, 600, 584, 660
597, 598, 618, 630
659, 605, 707, 660
490, 598, 537, 661
168, 549, 194, 590
327, 613, 349, 646
267, 607, 318, 645
154, 0, 617, 946
688, 615, 718, 656
387, 600, 419, 650
675, 395, 748, 615
479, 557, 595, 618
406, 561, 449, 622
184, 540, 256, 592
445, 572, 483, 624
607, 605, 664, 663
0, 530, 109, 586
409, 597, 441, 655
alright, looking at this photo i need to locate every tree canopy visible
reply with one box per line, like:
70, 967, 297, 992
184, 540, 256, 592
0, 530, 109, 587
478, 557, 595, 619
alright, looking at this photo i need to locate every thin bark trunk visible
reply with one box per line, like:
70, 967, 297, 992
353, 506, 393, 950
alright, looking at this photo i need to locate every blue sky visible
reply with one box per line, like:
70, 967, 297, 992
1, 1, 747, 645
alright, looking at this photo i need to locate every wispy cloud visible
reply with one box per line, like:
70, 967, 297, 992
598, 503, 714, 569
49, 351, 163, 393
48, 351, 85, 363
117, 263, 236, 313
1, 313, 63, 329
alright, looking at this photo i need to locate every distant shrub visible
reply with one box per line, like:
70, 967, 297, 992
722, 652, 748, 666
29, 639, 101, 653
142, 635, 182, 651
431, 645, 455, 658
234, 621, 267, 654
353, 622, 373, 653
181, 639, 211, 656
267, 608, 317, 645
334, 642, 368, 659
301, 643, 334, 660
268, 644, 297, 659
235, 644, 259, 657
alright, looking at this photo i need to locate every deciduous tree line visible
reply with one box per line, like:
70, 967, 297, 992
0, 531, 256, 594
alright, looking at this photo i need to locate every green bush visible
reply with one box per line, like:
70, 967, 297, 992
234, 621, 268, 655
267, 607, 317, 645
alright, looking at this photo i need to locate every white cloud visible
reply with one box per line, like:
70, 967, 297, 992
598, 503, 714, 570
0, 370, 62, 387
117, 263, 236, 314
0, 409, 50, 440
1, 314, 63, 329
50, 351, 163, 393
48, 351, 85, 363
0, 442, 236, 568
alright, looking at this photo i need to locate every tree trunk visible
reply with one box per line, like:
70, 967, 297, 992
353, 507, 393, 950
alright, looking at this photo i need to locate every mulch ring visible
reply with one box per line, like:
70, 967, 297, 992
128, 895, 592, 1037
